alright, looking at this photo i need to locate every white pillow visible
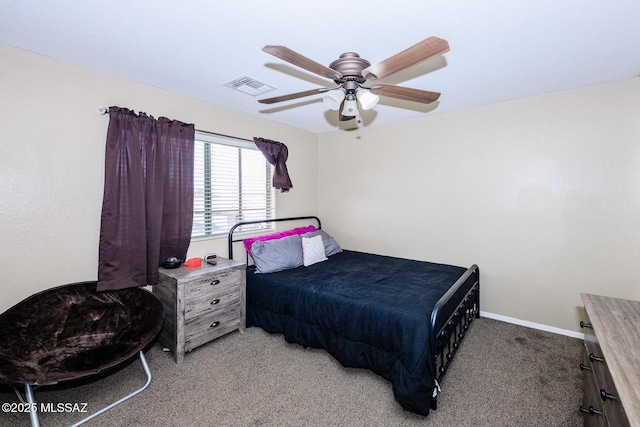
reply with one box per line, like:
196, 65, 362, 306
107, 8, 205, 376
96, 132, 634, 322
302, 235, 328, 267
301, 230, 342, 257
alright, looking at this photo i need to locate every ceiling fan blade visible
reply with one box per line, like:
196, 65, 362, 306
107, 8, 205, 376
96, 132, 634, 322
361, 37, 450, 80
370, 84, 441, 104
258, 88, 331, 104
263, 45, 343, 80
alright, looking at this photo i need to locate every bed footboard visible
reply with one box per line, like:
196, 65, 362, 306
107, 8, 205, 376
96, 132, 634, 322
429, 264, 480, 408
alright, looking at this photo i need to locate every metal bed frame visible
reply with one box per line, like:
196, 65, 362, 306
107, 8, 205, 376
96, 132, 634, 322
228, 216, 480, 411
228, 215, 322, 263
430, 265, 480, 409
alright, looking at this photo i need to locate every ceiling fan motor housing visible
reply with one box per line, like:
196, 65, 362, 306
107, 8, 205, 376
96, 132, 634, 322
329, 52, 370, 86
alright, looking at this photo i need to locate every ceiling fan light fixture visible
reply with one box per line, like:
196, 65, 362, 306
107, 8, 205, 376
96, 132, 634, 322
322, 90, 345, 110
356, 89, 379, 110
341, 97, 359, 117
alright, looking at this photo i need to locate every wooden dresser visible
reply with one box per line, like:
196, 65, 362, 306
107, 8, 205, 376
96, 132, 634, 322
580, 293, 640, 427
154, 257, 246, 364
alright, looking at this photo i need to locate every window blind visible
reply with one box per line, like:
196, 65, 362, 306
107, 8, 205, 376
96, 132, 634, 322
192, 132, 275, 239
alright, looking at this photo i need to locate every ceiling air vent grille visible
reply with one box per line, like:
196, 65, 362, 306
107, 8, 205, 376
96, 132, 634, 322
224, 76, 276, 96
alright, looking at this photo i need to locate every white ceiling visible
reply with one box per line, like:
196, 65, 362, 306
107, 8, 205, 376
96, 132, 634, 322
1, 0, 639, 134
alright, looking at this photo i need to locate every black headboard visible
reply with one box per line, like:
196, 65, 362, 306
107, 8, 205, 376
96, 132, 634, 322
227, 216, 321, 261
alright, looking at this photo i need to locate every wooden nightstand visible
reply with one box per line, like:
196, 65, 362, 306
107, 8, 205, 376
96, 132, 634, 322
154, 257, 246, 364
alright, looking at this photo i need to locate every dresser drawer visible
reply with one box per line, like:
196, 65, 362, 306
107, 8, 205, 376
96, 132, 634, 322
602, 372, 629, 427
183, 269, 241, 298
184, 303, 241, 352
582, 313, 608, 389
582, 317, 631, 427
582, 349, 606, 427
184, 286, 241, 321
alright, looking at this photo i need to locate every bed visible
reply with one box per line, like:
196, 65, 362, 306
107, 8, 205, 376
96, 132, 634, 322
228, 216, 479, 415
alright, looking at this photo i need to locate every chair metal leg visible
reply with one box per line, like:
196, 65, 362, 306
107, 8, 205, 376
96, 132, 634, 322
15, 351, 152, 427
69, 351, 152, 427
24, 384, 40, 427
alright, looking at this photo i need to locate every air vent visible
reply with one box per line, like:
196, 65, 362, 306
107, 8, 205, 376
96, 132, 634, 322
224, 76, 276, 96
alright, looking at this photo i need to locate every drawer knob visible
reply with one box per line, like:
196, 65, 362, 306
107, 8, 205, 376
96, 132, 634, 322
210, 279, 221, 286
600, 389, 615, 401
580, 321, 592, 329
579, 363, 592, 371
579, 405, 603, 416
211, 299, 221, 305
210, 321, 220, 328
589, 353, 604, 363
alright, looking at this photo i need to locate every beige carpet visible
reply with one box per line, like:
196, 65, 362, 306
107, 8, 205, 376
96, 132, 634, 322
0, 317, 584, 426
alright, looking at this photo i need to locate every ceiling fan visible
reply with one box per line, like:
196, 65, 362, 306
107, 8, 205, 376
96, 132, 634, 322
258, 36, 450, 127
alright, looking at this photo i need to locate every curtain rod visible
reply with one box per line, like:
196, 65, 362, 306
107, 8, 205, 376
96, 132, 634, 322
98, 106, 254, 143
195, 129, 254, 143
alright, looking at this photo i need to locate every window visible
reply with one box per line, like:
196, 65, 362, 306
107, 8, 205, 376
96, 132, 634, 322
192, 131, 275, 239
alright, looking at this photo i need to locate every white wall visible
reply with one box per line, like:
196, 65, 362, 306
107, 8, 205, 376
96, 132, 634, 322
0, 44, 318, 313
2, 41, 638, 335
318, 78, 640, 333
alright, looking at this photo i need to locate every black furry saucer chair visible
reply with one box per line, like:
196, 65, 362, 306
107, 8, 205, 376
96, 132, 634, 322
0, 281, 164, 426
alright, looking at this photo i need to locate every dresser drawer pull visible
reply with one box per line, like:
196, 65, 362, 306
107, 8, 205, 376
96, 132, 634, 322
209, 279, 221, 286
579, 321, 592, 329
579, 363, 592, 371
600, 389, 615, 401
210, 321, 220, 328
589, 353, 604, 363
579, 405, 603, 416
211, 299, 221, 305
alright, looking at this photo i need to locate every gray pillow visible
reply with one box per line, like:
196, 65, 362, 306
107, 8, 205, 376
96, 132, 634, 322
251, 234, 303, 274
301, 229, 342, 257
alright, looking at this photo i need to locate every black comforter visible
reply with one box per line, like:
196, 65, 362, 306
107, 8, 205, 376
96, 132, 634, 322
246, 250, 469, 415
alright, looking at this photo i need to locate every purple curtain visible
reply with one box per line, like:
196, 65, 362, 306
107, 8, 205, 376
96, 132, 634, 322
253, 137, 293, 192
98, 107, 195, 291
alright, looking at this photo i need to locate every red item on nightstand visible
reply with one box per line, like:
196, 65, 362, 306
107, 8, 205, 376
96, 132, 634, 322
183, 258, 201, 267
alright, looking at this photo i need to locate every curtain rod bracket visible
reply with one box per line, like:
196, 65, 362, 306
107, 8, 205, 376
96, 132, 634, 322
98, 106, 109, 115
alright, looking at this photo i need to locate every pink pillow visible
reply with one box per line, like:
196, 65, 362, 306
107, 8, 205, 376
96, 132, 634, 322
243, 225, 317, 256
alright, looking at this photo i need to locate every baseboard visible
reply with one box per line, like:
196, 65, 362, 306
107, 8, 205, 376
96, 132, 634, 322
480, 311, 584, 340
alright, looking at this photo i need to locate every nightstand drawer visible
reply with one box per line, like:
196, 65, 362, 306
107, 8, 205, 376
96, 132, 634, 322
184, 303, 241, 351
183, 269, 241, 298
184, 287, 241, 320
